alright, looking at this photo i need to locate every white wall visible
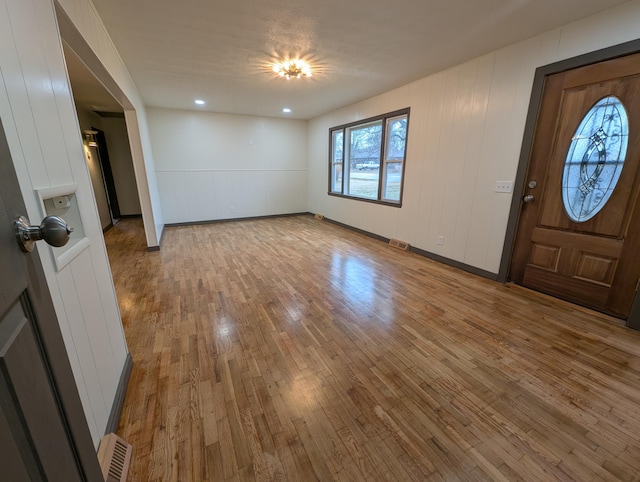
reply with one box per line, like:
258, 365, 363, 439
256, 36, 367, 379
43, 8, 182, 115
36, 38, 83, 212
57, 0, 163, 246
0, 0, 128, 446
149, 108, 308, 223
308, 0, 640, 275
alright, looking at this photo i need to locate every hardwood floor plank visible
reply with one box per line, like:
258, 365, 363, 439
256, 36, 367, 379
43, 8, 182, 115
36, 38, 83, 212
107, 216, 640, 481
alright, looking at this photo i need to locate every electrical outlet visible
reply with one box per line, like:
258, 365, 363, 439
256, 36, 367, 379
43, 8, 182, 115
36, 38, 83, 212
230, 206, 235, 214
495, 181, 514, 193
437, 235, 444, 246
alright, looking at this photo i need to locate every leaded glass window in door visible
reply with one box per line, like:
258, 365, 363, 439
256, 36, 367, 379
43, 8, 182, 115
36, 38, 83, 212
562, 96, 628, 222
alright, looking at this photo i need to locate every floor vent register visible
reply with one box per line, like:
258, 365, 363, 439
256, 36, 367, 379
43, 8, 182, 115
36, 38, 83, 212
389, 238, 410, 251
97, 433, 133, 482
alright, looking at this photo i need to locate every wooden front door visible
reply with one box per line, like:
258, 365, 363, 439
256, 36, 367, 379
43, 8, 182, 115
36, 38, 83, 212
510, 53, 640, 319
0, 120, 102, 480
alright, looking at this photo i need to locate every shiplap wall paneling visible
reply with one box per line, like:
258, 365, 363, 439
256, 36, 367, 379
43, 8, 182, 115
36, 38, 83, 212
56, 266, 109, 435
556, 2, 637, 61
394, 78, 428, 246
241, 171, 268, 218
409, 74, 445, 252
155, 172, 178, 222
449, 58, 493, 262
430, 67, 464, 261
157, 170, 308, 224
9, 0, 72, 187
71, 249, 122, 390
1, 1, 57, 189
212, 171, 239, 219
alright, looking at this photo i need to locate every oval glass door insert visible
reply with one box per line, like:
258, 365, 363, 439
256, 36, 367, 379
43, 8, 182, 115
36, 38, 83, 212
562, 96, 629, 222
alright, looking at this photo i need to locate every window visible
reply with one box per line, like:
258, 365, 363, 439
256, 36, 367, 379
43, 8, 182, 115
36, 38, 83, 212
329, 108, 409, 205
562, 96, 628, 222
330, 130, 343, 193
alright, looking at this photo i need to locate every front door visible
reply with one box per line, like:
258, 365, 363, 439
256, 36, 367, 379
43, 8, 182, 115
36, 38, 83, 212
510, 53, 640, 319
0, 120, 102, 480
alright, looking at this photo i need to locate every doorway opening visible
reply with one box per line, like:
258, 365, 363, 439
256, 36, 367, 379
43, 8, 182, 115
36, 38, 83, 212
63, 43, 142, 233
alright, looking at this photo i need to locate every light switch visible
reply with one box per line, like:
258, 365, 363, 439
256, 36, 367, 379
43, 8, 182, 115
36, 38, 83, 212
495, 181, 514, 193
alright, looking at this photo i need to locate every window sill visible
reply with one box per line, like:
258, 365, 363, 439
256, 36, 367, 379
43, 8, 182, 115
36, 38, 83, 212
327, 192, 402, 208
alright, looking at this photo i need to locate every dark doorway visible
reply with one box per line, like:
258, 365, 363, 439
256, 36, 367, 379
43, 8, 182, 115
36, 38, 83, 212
92, 127, 121, 220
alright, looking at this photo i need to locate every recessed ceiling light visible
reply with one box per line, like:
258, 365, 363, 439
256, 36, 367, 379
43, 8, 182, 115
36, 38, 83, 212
283, 108, 292, 113
195, 99, 205, 105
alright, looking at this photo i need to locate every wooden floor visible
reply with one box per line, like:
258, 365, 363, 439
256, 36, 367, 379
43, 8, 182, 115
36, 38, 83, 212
106, 215, 640, 481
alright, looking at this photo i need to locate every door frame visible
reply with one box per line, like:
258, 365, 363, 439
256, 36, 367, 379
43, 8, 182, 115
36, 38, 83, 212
55, 2, 160, 248
498, 38, 640, 330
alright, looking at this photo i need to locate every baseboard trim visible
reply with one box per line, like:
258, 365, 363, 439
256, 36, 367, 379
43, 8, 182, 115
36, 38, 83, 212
322, 216, 389, 243
105, 352, 133, 435
321, 215, 498, 282
165, 212, 312, 228
409, 246, 498, 281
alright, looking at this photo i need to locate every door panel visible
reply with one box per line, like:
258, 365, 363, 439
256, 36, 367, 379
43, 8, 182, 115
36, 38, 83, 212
0, 405, 34, 482
0, 117, 103, 479
510, 52, 640, 318
0, 299, 81, 480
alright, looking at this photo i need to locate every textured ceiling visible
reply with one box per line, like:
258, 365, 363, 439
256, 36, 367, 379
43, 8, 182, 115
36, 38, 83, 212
88, 0, 630, 119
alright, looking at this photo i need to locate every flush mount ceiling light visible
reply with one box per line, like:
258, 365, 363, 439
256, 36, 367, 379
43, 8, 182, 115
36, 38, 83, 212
272, 59, 312, 79
194, 99, 205, 105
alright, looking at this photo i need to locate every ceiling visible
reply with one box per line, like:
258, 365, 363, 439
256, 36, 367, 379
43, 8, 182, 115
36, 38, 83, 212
78, 0, 630, 120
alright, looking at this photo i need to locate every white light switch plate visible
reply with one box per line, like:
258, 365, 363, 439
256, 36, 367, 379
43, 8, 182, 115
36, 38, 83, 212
495, 181, 514, 193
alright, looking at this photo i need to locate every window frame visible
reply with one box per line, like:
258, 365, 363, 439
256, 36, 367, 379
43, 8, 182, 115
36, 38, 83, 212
330, 129, 344, 194
327, 107, 409, 207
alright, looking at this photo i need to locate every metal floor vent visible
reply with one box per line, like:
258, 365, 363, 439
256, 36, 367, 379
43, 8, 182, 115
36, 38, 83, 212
389, 238, 410, 251
97, 433, 132, 482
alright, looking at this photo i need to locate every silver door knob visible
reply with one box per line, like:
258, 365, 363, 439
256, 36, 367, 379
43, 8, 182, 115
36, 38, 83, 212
15, 215, 73, 252
523, 194, 535, 203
